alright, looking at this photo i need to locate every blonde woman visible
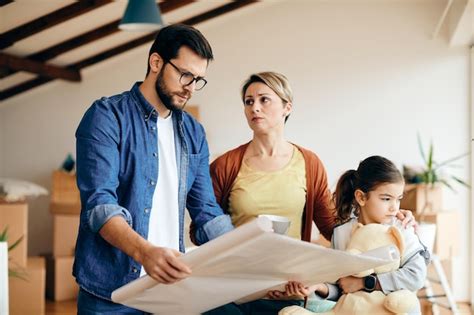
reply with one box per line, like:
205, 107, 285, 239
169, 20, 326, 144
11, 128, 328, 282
204, 72, 336, 314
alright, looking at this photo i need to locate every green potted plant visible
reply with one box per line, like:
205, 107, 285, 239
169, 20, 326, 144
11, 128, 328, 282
402, 134, 470, 217
0, 227, 25, 278
0, 226, 25, 314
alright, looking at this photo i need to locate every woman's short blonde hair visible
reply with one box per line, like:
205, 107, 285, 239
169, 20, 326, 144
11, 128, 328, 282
241, 71, 293, 105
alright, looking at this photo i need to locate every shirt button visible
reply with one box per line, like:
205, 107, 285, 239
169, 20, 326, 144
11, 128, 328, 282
151, 126, 156, 131
150, 180, 155, 185
144, 208, 150, 214
153, 152, 157, 157
132, 267, 138, 273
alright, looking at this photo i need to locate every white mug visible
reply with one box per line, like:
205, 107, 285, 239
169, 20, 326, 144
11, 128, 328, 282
258, 214, 291, 235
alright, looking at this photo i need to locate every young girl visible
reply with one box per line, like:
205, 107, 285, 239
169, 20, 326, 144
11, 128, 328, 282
277, 155, 429, 315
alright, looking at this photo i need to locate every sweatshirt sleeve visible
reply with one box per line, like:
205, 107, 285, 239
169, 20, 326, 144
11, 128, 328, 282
377, 226, 428, 293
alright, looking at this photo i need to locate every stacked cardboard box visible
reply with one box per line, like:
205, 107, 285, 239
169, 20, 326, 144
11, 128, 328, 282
1, 202, 46, 314
0, 202, 27, 267
9, 257, 46, 315
414, 211, 459, 260
47, 170, 80, 301
400, 184, 443, 213
50, 170, 81, 215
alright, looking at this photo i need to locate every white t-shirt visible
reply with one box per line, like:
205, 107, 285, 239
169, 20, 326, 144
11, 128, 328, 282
140, 113, 179, 276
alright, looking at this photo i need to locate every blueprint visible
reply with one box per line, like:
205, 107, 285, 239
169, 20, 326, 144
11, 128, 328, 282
111, 216, 399, 314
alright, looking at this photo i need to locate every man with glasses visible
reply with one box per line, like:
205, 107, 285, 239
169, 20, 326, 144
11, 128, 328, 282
74, 24, 234, 313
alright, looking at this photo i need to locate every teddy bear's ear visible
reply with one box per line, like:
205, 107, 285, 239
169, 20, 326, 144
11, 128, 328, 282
351, 222, 364, 236
388, 226, 405, 255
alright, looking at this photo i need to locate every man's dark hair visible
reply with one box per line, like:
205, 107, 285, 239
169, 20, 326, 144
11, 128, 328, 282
146, 24, 214, 75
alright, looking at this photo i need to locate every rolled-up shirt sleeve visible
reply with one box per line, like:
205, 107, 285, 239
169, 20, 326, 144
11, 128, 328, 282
86, 204, 132, 233
194, 214, 233, 244
76, 101, 132, 233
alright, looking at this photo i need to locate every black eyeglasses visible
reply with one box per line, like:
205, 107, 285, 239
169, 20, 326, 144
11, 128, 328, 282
166, 60, 207, 91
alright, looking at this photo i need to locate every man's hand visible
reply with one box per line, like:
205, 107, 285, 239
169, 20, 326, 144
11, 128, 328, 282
138, 244, 192, 284
98, 216, 192, 284
397, 209, 419, 231
337, 276, 364, 294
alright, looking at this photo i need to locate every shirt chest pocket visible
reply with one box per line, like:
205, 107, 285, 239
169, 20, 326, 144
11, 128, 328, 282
186, 153, 201, 191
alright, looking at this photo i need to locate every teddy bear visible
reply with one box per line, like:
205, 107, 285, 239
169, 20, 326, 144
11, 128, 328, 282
279, 223, 419, 315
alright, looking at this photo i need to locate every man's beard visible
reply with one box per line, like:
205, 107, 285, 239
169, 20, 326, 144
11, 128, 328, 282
155, 70, 187, 112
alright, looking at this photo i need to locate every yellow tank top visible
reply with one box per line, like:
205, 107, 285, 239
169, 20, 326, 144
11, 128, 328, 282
228, 147, 307, 239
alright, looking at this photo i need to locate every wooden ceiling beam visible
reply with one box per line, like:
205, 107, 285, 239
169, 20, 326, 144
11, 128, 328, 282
0, 0, 259, 101
73, 0, 259, 69
180, 0, 258, 25
0, 53, 81, 81
29, 0, 193, 62
0, 77, 52, 101
0, 0, 14, 7
0, 0, 112, 49
1, 0, 194, 79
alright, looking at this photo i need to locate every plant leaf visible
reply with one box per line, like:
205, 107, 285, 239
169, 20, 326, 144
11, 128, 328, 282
0, 226, 9, 242
417, 133, 427, 164
438, 179, 455, 192
8, 235, 23, 251
434, 152, 470, 170
441, 163, 464, 169
8, 268, 29, 281
451, 175, 471, 188
427, 141, 434, 171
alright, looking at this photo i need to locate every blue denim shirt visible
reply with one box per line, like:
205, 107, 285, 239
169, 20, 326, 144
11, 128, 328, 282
73, 82, 233, 299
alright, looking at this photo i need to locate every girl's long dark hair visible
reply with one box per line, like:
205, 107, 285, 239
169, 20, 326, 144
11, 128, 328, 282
333, 155, 403, 223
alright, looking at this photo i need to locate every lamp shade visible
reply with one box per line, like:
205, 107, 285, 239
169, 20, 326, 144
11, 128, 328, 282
119, 0, 163, 31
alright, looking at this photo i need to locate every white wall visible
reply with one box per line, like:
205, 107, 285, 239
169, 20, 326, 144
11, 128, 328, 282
0, 0, 471, 300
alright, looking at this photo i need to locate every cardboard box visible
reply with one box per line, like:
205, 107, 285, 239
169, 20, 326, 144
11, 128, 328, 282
53, 214, 79, 257
50, 170, 81, 215
0, 202, 28, 267
185, 105, 200, 121
46, 255, 78, 301
50, 202, 81, 215
400, 184, 442, 213
9, 256, 45, 315
415, 211, 459, 259
51, 171, 81, 210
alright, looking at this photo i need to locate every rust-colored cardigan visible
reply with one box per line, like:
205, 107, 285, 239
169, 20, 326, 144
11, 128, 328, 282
210, 142, 337, 242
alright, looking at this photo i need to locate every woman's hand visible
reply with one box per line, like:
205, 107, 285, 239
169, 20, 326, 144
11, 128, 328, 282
397, 209, 418, 231
337, 276, 364, 294
284, 281, 313, 299
266, 289, 287, 300
267, 281, 328, 299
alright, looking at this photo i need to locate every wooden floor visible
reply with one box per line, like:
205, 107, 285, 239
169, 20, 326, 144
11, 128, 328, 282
46, 299, 77, 315
45, 299, 472, 315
